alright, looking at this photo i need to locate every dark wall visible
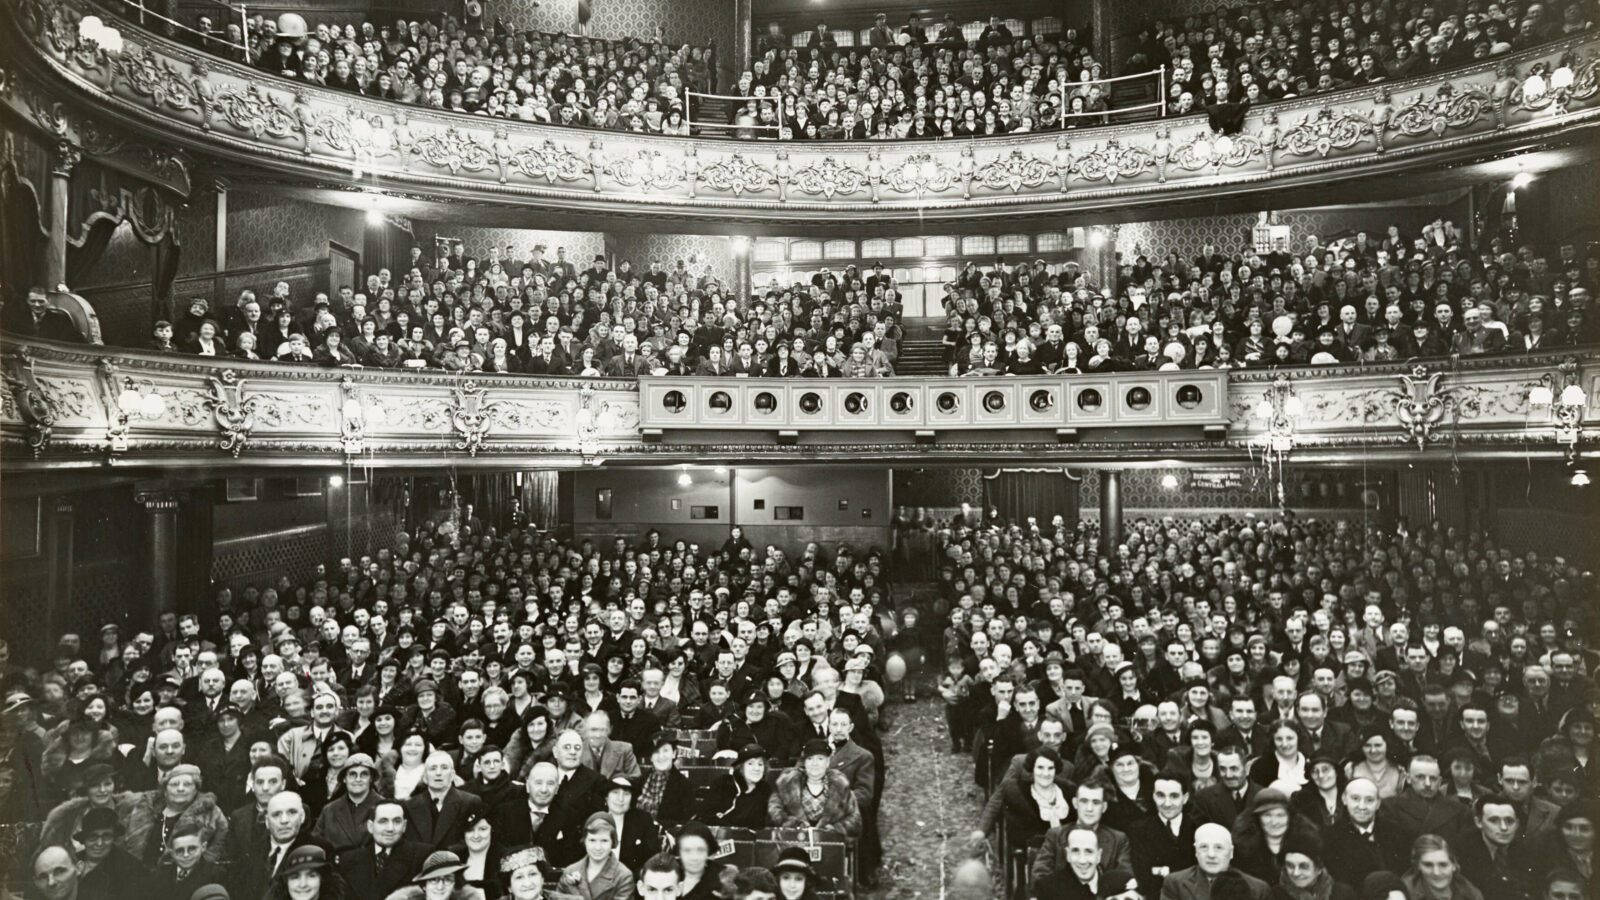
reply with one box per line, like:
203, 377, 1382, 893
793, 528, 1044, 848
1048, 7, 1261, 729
572, 466, 891, 556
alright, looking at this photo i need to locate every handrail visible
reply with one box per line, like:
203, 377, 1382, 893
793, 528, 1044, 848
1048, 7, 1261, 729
107, 0, 251, 61
1059, 65, 1167, 123
683, 87, 784, 138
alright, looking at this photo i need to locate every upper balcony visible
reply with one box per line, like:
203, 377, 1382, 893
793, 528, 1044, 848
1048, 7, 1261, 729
7, 0, 1600, 228
3, 335, 1595, 471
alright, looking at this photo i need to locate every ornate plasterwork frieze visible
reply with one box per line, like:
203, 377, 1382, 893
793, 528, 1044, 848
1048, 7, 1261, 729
6, 0, 1596, 219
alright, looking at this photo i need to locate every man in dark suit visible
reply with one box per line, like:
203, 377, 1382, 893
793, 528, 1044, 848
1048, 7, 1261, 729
1323, 777, 1413, 891
1221, 698, 1271, 759
402, 750, 484, 851
603, 336, 650, 377
1127, 776, 1199, 897
1296, 692, 1354, 760
826, 708, 876, 813
336, 800, 429, 900
492, 762, 581, 867
1455, 794, 1537, 900
1192, 748, 1260, 826
231, 790, 310, 900
550, 729, 605, 820
611, 681, 659, 761
6, 287, 84, 342
1161, 823, 1271, 899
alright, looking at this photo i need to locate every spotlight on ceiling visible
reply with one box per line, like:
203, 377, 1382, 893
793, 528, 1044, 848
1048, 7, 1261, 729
1161, 473, 1180, 490
328, 474, 345, 488
1573, 469, 1591, 487
677, 470, 692, 487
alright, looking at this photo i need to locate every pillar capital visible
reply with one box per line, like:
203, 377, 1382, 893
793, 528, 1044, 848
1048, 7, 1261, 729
50, 141, 82, 178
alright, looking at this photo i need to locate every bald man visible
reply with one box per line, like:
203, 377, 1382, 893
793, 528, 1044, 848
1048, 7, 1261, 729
1323, 777, 1413, 889
1160, 823, 1270, 899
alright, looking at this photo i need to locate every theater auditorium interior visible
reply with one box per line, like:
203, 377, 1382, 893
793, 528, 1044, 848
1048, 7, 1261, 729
1, 0, 1599, 898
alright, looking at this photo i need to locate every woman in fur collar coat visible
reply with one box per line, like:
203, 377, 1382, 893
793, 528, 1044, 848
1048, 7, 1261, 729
41, 717, 121, 804
115, 764, 229, 865
767, 740, 862, 839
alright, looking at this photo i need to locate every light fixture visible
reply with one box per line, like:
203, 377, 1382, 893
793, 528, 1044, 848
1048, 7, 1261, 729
1161, 473, 1179, 490
365, 207, 385, 226
918, 159, 940, 183
677, 470, 692, 487
1550, 64, 1575, 91
1529, 383, 1555, 406
713, 466, 728, 476
116, 380, 166, 419
729, 236, 749, 256
1522, 72, 1548, 101
328, 474, 345, 489
1087, 229, 1106, 249
1560, 384, 1587, 408
1572, 469, 1591, 487
1511, 171, 1534, 190
1214, 135, 1235, 158
1254, 398, 1275, 419
78, 15, 124, 55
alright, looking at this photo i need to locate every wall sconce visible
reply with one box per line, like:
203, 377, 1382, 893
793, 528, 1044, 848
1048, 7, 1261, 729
103, 371, 165, 452
1523, 57, 1578, 113
339, 377, 387, 456
77, 15, 125, 57
1529, 357, 1588, 461
1253, 374, 1303, 452
348, 116, 395, 179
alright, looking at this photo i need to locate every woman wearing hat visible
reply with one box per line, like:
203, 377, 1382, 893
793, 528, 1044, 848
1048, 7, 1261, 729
267, 845, 348, 900
506, 707, 556, 781
497, 847, 551, 900
116, 764, 229, 866
674, 821, 731, 900
1232, 788, 1318, 885
385, 850, 485, 900
772, 847, 819, 900
39, 761, 121, 849
708, 743, 773, 829
1291, 754, 1346, 830
598, 774, 661, 875
40, 716, 120, 805
452, 808, 502, 898
300, 732, 360, 822
638, 734, 694, 826
312, 753, 382, 854
768, 739, 862, 838
558, 814, 634, 900
1270, 832, 1357, 900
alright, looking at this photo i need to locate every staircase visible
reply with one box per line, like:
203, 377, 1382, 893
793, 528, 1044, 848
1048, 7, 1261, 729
1108, 77, 1162, 124
688, 96, 735, 135
894, 339, 948, 376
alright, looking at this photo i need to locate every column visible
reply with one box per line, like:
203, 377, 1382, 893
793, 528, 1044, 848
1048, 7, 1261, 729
733, 0, 753, 74
1082, 225, 1119, 296
1098, 469, 1122, 555
138, 489, 180, 625
735, 246, 753, 300
213, 177, 229, 301
45, 142, 82, 289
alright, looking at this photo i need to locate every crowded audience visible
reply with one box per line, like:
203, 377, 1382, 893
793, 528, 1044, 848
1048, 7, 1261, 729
144, 0, 1595, 140
38, 217, 1593, 379
939, 226, 1598, 375
2, 516, 897, 897
1125, 0, 1595, 117
943, 511, 1597, 900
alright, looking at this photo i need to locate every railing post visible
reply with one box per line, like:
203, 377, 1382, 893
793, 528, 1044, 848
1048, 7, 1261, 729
1159, 64, 1168, 116
239, 2, 250, 63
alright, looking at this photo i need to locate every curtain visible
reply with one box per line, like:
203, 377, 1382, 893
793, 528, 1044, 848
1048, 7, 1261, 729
522, 470, 560, 532
150, 234, 181, 325
982, 469, 1080, 529
64, 217, 118, 286
177, 484, 215, 615
0, 175, 46, 297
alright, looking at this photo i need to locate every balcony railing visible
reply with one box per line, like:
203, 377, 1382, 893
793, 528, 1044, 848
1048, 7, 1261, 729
3, 336, 1594, 468
7, 0, 1598, 223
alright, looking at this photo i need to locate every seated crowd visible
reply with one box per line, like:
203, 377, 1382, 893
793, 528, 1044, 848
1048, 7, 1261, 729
942, 224, 1597, 375
1126, 0, 1595, 116
940, 512, 1597, 900
159, 0, 1595, 140
3, 518, 898, 898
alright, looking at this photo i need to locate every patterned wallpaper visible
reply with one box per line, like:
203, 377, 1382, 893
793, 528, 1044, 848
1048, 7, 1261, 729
894, 467, 984, 509
227, 192, 364, 270
410, 222, 606, 266
1114, 199, 1471, 264
1544, 167, 1599, 249
607, 232, 737, 288
493, 0, 736, 58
